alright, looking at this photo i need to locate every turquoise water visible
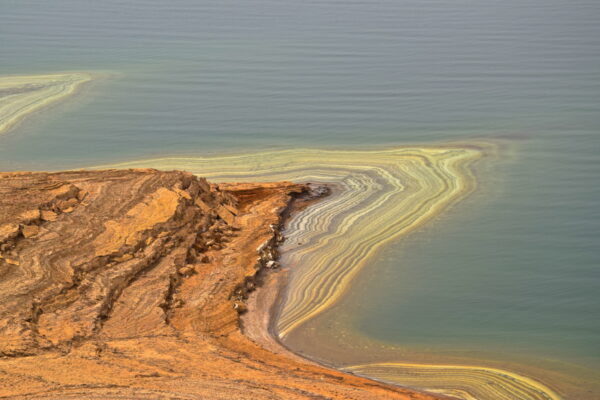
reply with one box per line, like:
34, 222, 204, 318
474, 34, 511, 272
355, 148, 600, 366
1, 0, 599, 396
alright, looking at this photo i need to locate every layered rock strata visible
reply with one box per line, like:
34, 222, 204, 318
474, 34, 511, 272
0, 169, 439, 400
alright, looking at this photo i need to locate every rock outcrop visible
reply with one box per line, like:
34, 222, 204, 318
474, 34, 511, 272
0, 169, 440, 399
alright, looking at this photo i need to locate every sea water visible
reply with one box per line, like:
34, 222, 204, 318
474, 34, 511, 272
1, 0, 598, 397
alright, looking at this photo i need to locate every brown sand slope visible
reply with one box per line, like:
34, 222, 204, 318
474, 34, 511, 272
0, 169, 442, 400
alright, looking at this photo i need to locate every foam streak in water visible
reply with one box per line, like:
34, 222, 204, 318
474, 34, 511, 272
100, 145, 560, 399
344, 362, 561, 400
0, 73, 91, 136
101, 146, 481, 336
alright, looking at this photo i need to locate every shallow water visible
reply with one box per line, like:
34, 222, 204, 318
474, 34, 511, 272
1, 0, 599, 398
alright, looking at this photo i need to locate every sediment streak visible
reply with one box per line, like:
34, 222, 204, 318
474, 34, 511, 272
344, 362, 561, 400
0, 72, 91, 135
0, 70, 562, 399
103, 145, 560, 400
103, 146, 481, 336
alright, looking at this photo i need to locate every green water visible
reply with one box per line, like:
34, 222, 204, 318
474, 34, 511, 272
1, 0, 599, 397
355, 149, 599, 365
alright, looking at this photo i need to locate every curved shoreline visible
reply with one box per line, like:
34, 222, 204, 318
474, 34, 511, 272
100, 145, 485, 338
0, 75, 564, 398
101, 145, 566, 400
0, 170, 438, 399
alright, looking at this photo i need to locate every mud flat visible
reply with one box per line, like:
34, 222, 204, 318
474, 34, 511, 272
0, 72, 91, 136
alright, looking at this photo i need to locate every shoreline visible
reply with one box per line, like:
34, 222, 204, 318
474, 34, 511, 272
241, 183, 326, 360
0, 169, 439, 399
243, 175, 565, 400
0, 78, 572, 398
99, 145, 487, 340
98, 146, 571, 399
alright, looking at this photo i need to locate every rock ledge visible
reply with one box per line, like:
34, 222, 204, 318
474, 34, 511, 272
0, 169, 440, 400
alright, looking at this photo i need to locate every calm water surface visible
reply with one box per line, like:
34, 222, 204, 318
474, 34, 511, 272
1, 0, 599, 397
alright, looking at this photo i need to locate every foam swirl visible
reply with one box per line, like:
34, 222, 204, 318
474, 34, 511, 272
102, 144, 562, 399
102, 145, 482, 337
0, 72, 91, 136
344, 362, 561, 400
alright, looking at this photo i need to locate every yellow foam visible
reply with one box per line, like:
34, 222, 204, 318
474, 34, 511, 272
99, 145, 482, 336
100, 144, 562, 399
344, 361, 561, 400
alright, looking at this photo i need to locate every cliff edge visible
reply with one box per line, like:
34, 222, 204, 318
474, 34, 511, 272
0, 169, 441, 399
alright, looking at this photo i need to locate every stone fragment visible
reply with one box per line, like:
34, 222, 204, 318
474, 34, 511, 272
77, 190, 88, 201
233, 302, 247, 313
114, 254, 133, 262
172, 299, 184, 308
0, 224, 20, 242
256, 241, 269, 254
40, 210, 58, 222
66, 197, 79, 207
180, 265, 196, 277
195, 198, 212, 213
216, 205, 235, 225
21, 225, 40, 238
19, 209, 40, 224
175, 188, 192, 200
50, 184, 78, 199
223, 204, 238, 215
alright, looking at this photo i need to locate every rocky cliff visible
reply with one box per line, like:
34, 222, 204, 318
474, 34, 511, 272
0, 169, 441, 399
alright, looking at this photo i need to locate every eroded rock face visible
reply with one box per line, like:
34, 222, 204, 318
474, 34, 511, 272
0, 169, 440, 400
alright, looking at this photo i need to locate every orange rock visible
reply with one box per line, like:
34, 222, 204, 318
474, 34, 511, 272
40, 210, 58, 221
18, 209, 40, 223
21, 225, 40, 238
0, 223, 20, 242
0, 169, 441, 400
